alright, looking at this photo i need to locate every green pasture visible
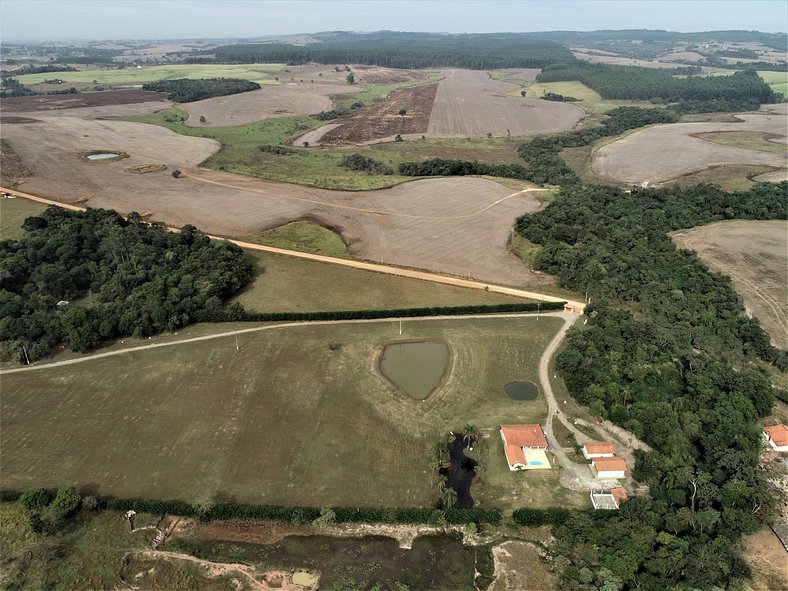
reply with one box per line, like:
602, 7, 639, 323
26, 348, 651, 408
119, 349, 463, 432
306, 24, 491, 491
694, 130, 786, 153
14, 63, 286, 86
232, 250, 528, 312
244, 220, 352, 259
0, 198, 47, 241
121, 106, 533, 189
1, 316, 565, 509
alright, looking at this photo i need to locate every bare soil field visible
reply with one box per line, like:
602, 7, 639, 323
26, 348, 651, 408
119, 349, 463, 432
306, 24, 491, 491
318, 83, 439, 144
671, 220, 787, 349
350, 65, 425, 84
181, 83, 358, 127
657, 51, 708, 63
2, 114, 547, 286
0, 139, 32, 188
0, 90, 168, 112
741, 527, 788, 591
427, 69, 584, 137
592, 107, 787, 185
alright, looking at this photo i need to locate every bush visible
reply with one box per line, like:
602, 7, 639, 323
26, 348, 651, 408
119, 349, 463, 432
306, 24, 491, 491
339, 154, 394, 175
512, 507, 573, 526
19, 488, 53, 510
51, 486, 81, 515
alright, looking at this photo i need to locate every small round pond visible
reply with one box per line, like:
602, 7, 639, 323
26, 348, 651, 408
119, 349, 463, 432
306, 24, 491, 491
504, 381, 539, 400
379, 341, 449, 400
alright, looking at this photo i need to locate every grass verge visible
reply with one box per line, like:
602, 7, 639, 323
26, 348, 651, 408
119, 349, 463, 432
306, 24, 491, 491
0, 198, 47, 240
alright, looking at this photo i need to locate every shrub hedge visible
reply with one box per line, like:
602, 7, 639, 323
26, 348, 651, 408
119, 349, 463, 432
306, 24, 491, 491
196, 301, 566, 323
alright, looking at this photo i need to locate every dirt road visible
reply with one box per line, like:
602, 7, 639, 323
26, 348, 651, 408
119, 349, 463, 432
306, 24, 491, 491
1, 186, 584, 312
0, 311, 573, 375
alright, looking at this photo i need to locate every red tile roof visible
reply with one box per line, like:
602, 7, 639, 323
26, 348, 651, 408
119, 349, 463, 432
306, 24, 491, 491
765, 424, 788, 447
592, 457, 627, 473
501, 424, 548, 448
611, 487, 628, 503
584, 442, 615, 455
504, 444, 526, 467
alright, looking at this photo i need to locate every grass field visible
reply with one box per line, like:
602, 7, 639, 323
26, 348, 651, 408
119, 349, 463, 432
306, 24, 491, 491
758, 70, 788, 97
693, 131, 786, 153
668, 164, 777, 191
0, 198, 47, 240
231, 251, 529, 312
243, 220, 352, 258
523, 80, 623, 113
120, 106, 531, 189
14, 63, 287, 86
2, 316, 565, 509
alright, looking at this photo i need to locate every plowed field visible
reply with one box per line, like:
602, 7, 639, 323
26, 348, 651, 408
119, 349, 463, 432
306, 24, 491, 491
592, 106, 788, 185
672, 220, 787, 349
319, 83, 438, 144
181, 83, 358, 127
2, 113, 548, 287
427, 69, 584, 137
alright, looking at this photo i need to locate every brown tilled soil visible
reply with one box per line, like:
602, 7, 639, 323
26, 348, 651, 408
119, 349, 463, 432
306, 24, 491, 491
0, 90, 167, 112
2, 112, 547, 286
671, 220, 788, 349
593, 108, 788, 185
427, 70, 584, 137
319, 83, 439, 144
0, 139, 32, 187
181, 83, 358, 127
350, 65, 426, 84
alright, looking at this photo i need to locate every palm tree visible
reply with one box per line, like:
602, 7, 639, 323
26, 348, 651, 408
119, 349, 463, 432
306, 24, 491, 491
442, 487, 458, 509
462, 424, 478, 450
436, 473, 448, 493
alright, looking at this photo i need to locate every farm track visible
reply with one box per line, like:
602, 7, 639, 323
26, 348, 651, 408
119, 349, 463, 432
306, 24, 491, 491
0, 311, 575, 375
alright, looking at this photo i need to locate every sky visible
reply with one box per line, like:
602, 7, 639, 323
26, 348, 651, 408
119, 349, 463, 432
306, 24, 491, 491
1, 0, 786, 42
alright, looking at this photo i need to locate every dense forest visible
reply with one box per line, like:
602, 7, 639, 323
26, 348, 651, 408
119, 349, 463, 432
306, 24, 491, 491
0, 208, 253, 363
515, 181, 787, 589
537, 64, 780, 109
141, 78, 260, 102
209, 34, 574, 69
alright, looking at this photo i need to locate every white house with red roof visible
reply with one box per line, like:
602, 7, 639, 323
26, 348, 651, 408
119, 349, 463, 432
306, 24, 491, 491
590, 487, 629, 510
500, 424, 550, 471
763, 424, 788, 452
582, 442, 616, 459
590, 456, 627, 479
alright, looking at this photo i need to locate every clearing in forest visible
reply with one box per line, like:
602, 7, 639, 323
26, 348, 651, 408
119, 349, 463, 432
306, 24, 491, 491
1, 316, 568, 509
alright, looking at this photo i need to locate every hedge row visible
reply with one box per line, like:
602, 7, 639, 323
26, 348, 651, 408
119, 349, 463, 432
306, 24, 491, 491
94, 498, 500, 525
196, 301, 567, 323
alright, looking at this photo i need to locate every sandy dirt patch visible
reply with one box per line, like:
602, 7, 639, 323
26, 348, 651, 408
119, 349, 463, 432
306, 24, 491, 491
672, 220, 787, 349
318, 83, 438, 144
592, 110, 787, 185
740, 527, 788, 591
489, 540, 556, 590
427, 69, 584, 137
181, 83, 357, 127
2, 114, 547, 286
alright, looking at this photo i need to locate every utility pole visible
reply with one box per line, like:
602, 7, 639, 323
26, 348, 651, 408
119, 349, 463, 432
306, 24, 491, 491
399, 318, 402, 335
235, 332, 239, 352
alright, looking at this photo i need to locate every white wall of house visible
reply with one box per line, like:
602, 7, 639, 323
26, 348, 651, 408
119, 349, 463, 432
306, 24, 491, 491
764, 432, 788, 452
582, 448, 615, 459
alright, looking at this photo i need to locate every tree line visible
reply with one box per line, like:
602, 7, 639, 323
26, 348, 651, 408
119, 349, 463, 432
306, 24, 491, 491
141, 78, 260, 102
537, 64, 778, 111
0, 207, 253, 363
515, 180, 788, 589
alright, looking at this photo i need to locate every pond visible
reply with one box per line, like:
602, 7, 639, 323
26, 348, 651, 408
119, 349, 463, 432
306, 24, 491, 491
86, 152, 121, 161
504, 381, 539, 400
379, 341, 449, 399
441, 433, 478, 509
176, 533, 490, 590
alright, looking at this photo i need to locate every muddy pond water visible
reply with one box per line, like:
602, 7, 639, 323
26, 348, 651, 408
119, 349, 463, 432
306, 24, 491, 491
180, 533, 490, 590
379, 341, 449, 399
504, 381, 539, 400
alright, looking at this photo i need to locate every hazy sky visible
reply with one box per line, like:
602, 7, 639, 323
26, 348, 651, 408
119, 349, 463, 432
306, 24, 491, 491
1, 0, 786, 42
